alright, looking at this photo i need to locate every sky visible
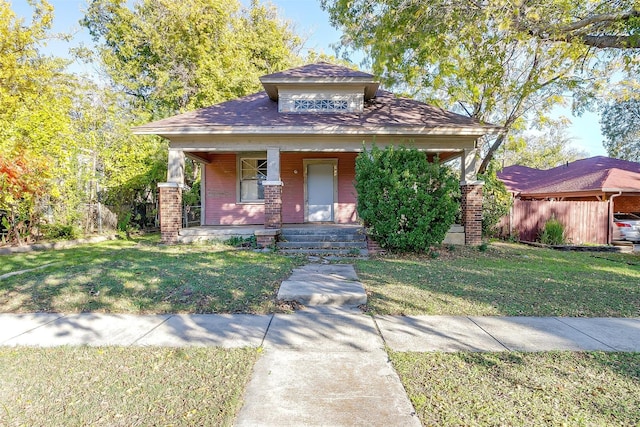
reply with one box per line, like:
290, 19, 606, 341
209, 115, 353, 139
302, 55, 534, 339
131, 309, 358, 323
12, 0, 607, 157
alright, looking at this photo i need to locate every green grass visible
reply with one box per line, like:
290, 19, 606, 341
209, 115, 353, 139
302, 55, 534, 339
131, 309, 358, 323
390, 351, 640, 426
0, 346, 259, 427
356, 243, 640, 317
0, 234, 302, 314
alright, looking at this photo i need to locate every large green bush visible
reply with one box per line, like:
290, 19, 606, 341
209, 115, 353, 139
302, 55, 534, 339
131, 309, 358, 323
355, 145, 459, 252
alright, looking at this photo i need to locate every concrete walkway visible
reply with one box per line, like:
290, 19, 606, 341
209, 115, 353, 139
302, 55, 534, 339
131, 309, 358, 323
1, 263, 640, 426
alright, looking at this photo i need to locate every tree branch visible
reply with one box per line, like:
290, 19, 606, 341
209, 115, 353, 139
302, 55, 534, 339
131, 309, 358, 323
515, 7, 640, 49
576, 34, 640, 49
555, 9, 640, 34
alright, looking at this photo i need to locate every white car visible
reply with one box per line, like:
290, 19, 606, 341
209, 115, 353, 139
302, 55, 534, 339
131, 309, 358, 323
613, 213, 640, 242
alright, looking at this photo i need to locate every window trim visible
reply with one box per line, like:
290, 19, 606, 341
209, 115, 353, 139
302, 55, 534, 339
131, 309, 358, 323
237, 154, 267, 204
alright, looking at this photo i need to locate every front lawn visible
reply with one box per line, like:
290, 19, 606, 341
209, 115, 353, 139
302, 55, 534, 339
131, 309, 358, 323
0, 346, 258, 426
0, 235, 302, 314
356, 243, 640, 317
391, 351, 640, 426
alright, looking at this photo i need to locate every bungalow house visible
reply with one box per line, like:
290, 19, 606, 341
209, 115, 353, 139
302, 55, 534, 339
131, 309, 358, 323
133, 63, 501, 246
498, 156, 640, 243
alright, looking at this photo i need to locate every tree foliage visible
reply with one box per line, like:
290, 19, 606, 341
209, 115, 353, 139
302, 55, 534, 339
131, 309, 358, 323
81, 0, 303, 116
0, 150, 51, 244
601, 98, 640, 162
0, 0, 84, 243
355, 146, 459, 251
322, 0, 638, 173
500, 119, 589, 169
477, 162, 512, 238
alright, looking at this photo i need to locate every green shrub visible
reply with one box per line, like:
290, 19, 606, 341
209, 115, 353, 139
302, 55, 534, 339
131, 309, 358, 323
225, 235, 256, 248
539, 216, 565, 245
355, 145, 459, 252
41, 223, 79, 240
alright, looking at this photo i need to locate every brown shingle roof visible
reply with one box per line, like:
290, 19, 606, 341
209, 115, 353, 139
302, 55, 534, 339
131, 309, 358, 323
134, 90, 499, 136
498, 156, 640, 195
260, 62, 375, 80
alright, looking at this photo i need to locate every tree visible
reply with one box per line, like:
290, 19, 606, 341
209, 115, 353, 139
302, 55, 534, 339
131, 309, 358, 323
81, 0, 303, 117
79, 0, 306, 230
355, 146, 459, 251
500, 119, 589, 169
0, 0, 88, 242
69, 81, 169, 229
322, 0, 637, 173
0, 150, 51, 244
601, 98, 640, 162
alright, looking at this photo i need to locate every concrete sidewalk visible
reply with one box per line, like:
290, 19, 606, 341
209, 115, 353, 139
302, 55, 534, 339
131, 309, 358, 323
1, 312, 639, 352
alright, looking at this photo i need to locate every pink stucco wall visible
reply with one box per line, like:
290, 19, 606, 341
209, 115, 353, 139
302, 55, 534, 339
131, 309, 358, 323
203, 152, 358, 225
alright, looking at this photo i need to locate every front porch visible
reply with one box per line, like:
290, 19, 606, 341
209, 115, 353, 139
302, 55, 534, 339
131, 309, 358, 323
157, 147, 484, 247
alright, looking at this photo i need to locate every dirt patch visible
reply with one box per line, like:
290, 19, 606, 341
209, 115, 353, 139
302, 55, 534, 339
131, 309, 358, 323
274, 299, 306, 313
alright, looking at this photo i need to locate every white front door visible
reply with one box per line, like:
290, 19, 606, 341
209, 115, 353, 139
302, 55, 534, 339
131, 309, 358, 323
306, 161, 336, 222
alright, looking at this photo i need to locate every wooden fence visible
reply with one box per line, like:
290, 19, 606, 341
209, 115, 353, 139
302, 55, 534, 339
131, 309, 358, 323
498, 199, 610, 244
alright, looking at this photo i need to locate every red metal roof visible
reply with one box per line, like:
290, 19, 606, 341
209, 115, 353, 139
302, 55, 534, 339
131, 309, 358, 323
498, 156, 640, 195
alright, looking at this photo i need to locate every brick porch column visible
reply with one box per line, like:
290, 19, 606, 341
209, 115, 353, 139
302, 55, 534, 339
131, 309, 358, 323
263, 182, 283, 229
461, 182, 483, 245
158, 182, 182, 244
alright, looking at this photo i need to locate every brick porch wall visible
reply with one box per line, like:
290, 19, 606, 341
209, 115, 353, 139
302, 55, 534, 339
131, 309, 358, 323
158, 183, 182, 244
264, 184, 282, 228
461, 183, 483, 246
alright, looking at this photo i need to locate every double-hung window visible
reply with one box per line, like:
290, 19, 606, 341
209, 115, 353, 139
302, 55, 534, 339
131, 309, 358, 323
239, 157, 267, 202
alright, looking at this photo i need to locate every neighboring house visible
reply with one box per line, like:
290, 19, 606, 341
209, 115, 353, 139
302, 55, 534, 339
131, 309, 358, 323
133, 63, 500, 246
498, 156, 640, 243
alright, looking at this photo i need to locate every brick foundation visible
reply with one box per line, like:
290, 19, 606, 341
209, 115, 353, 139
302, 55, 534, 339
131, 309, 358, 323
461, 183, 483, 246
158, 183, 182, 244
255, 229, 280, 248
263, 184, 282, 229
366, 235, 385, 255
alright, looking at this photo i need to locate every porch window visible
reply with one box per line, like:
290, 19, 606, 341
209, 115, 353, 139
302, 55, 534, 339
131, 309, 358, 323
240, 157, 267, 202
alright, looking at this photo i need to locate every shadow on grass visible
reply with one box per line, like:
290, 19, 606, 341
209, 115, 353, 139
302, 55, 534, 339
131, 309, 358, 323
0, 236, 302, 315
355, 243, 640, 317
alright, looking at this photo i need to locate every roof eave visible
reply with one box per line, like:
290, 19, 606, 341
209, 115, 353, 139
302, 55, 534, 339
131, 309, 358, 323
519, 189, 605, 198
132, 125, 496, 137
602, 188, 640, 193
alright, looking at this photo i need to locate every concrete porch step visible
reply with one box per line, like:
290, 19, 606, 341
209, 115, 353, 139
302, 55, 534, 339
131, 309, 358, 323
277, 241, 367, 249
280, 234, 366, 242
278, 225, 368, 257
280, 226, 364, 236
278, 248, 369, 257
